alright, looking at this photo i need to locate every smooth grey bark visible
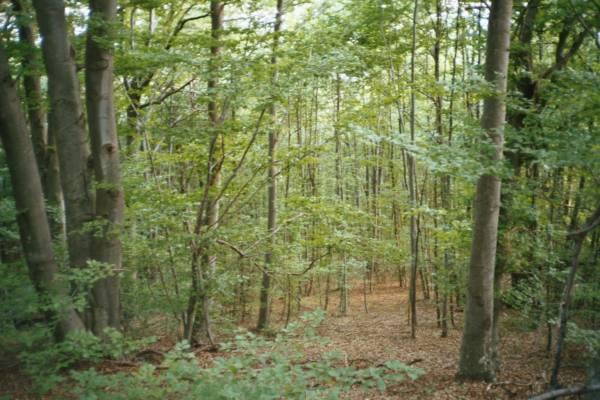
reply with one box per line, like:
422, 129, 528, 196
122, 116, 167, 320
458, 0, 512, 382
32, 0, 95, 285
257, 0, 284, 331
11, 0, 46, 176
0, 41, 84, 338
12, 0, 65, 238
85, 0, 124, 334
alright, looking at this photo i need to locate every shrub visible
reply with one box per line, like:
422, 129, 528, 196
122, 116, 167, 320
70, 310, 423, 399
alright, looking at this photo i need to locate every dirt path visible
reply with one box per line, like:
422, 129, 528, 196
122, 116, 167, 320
301, 283, 586, 399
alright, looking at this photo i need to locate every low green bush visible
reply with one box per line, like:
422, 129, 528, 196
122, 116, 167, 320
69, 309, 423, 399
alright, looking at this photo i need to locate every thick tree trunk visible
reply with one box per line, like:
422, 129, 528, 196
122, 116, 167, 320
32, 0, 95, 294
85, 0, 124, 334
11, 0, 65, 239
458, 0, 512, 382
0, 42, 84, 339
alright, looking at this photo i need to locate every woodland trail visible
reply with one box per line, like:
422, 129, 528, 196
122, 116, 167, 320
300, 282, 586, 399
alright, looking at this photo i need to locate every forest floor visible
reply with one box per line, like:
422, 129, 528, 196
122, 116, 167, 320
0, 282, 588, 399
297, 282, 587, 399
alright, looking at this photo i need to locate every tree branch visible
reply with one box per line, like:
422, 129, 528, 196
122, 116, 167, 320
138, 79, 195, 109
289, 250, 331, 276
567, 201, 600, 239
542, 29, 587, 79
528, 384, 600, 400
216, 239, 247, 258
208, 108, 267, 222
165, 6, 210, 51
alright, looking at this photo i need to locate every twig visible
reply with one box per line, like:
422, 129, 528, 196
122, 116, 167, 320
489, 380, 532, 387
138, 79, 195, 109
216, 238, 247, 258
210, 108, 267, 217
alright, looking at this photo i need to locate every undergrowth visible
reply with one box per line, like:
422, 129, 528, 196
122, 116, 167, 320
21, 309, 422, 399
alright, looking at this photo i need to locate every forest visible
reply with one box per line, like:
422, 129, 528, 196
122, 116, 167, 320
0, 0, 599, 398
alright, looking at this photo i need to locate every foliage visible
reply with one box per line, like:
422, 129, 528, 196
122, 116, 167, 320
567, 322, 600, 359
70, 310, 423, 399
0, 0, 599, 396
18, 328, 155, 394
501, 273, 557, 331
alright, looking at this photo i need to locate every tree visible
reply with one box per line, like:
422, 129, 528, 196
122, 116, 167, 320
32, 0, 95, 313
184, 0, 225, 346
257, 0, 284, 331
550, 202, 600, 388
85, 0, 124, 335
0, 39, 84, 338
407, 0, 419, 341
11, 0, 64, 237
32, 0, 124, 334
457, 0, 513, 382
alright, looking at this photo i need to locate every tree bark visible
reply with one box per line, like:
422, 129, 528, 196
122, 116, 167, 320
458, 0, 512, 382
408, 0, 419, 340
257, 0, 284, 331
0, 41, 84, 339
433, 0, 450, 339
32, 0, 95, 291
85, 0, 124, 334
11, 0, 65, 238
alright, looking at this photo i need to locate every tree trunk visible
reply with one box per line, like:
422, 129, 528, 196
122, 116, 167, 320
11, 0, 65, 238
257, 0, 284, 331
0, 41, 84, 339
408, 0, 419, 340
458, 0, 512, 382
32, 1, 95, 308
433, 0, 449, 338
184, 0, 225, 346
550, 203, 600, 388
85, 0, 124, 335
